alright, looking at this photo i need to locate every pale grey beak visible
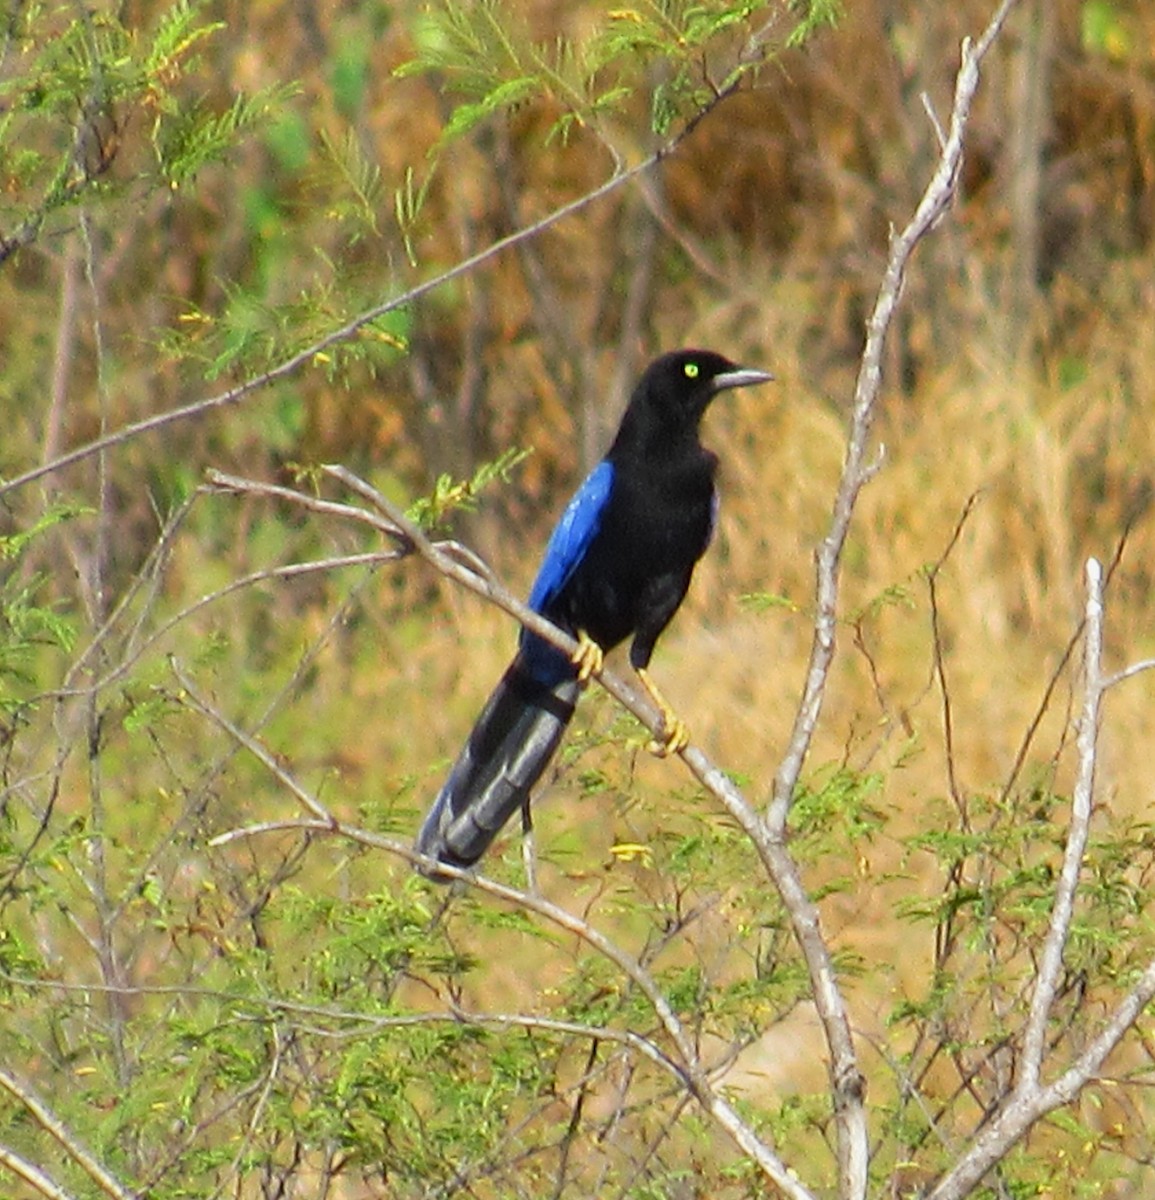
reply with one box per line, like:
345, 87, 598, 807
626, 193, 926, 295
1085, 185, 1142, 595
712, 366, 775, 393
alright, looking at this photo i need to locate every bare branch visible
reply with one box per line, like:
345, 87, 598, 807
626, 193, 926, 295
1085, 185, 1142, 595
769, 0, 1022, 835
0, 1144, 77, 1200
743, 4, 1023, 1192
204, 471, 409, 542
56, 549, 397, 704
922, 556, 1155, 1199
1020, 558, 1103, 1085
0, 1066, 136, 1200
921, 91, 949, 153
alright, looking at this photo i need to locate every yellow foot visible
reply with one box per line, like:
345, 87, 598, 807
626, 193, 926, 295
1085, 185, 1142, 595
647, 716, 690, 758
636, 668, 690, 757
571, 631, 604, 683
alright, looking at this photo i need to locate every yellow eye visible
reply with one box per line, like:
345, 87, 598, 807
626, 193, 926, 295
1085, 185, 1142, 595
684, 362, 699, 379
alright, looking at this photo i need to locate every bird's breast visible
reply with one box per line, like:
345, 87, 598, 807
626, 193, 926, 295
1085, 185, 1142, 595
607, 466, 716, 575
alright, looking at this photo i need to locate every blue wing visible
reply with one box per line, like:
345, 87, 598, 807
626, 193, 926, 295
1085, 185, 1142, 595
519, 460, 614, 680
526, 459, 614, 615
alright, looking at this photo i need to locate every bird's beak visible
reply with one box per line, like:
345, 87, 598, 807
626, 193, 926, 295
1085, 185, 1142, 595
711, 366, 775, 393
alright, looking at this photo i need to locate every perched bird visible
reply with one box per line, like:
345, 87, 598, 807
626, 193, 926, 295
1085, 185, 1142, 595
416, 349, 773, 875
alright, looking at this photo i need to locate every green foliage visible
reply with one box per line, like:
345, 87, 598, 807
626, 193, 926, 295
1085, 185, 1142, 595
319, 129, 384, 241
154, 84, 297, 189
738, 589, 803, 613
848, 580, 917, 624
790, 765, 887, 863
1081, 0, 1131, 59
397, 0, 839, 149
393, 164, 436, 266
407, 446, 532, 529
0, 508, 81, 708
329, 36, 372, 120
872, 782, 1155, 1189
0, 1, 278, 260
144, 0, 224, 75
4, 0, 1155, 1194
3, 511, 1152, 1196
170, 282, 412, 383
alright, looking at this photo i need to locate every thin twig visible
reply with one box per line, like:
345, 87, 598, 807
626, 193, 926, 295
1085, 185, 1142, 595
222, 1023, 285, 1187
172, 661, 336, 827
927, 490, 984, 823
1103, 658, 1155, 689
52, 550, 398, 703
997, 492, 1144, 805
0, 969, 695, 1077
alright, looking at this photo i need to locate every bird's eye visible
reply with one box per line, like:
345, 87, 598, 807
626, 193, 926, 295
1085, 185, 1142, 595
683, 362, 699, 379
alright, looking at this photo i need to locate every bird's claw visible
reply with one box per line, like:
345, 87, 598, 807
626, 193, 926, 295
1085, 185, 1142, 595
636, 667, 690, 757
647, 715, 690, 758
571, 631, 604, 683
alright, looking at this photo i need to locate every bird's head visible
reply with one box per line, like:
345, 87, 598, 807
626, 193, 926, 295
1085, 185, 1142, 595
619, 350, 774, 447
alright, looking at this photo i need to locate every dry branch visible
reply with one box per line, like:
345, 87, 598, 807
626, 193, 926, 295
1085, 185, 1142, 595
924, 558, 1155, 1199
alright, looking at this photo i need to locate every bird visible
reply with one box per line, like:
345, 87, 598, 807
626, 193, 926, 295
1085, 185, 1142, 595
415, 349, 773, 876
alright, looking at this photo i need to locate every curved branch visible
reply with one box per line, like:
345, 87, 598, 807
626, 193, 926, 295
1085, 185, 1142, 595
768, 0, 1022, 834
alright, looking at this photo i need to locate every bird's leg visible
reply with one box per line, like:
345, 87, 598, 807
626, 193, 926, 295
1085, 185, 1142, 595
636, 668, 690, 757
571, 630, 604, 683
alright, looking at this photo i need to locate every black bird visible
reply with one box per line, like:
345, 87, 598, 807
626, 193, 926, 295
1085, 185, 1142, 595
416, 349, 773, 874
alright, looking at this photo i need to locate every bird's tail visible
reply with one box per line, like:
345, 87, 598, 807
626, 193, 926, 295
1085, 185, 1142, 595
415, 654, 580, 878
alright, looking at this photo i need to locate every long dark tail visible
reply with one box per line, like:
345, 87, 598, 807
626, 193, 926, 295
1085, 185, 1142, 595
415, 654, 580, 877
